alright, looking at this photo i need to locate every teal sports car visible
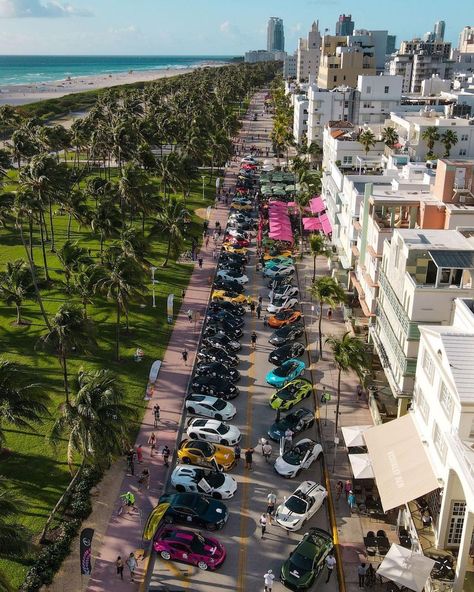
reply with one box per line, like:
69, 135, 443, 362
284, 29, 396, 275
266, 359, 305, 387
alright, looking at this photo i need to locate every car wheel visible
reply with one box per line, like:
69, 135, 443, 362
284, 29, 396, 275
188, 407, 196, 415
161, 551, 171, 560
189, 433, 198, 439
309, 420, 315, 428
214, 413, 223, 421
198, 561, 209, 571
221, 439, 229, 446
182, 457, 191, 464
212, 491, 222, 500
209, 389, 215, 395
175, 484, 185, 492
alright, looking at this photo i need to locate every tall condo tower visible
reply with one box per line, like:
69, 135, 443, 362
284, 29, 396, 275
335, 14, 354, 36
434, 20, 446, 41
267, 17, 285, 51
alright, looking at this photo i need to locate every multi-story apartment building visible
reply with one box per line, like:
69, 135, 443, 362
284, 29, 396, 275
267, 17, 285, 52
317, 35, 376, 90
283, 51, 297, 79
352, 29, 390, 72
458, 26, 474, 54
296, 21, 322, 83
292, 93, 309, 144
371, 228, 474, 414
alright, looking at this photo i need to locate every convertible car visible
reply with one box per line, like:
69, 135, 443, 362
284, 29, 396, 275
265, 359, 305, 387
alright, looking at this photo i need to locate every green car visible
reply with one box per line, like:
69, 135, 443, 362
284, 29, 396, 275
270, 378, 312, 410
265, 256, 294, 269
280, 528, 333, 590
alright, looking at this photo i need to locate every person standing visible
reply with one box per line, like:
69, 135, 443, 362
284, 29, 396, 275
259, 513, 267, 538
126, 552, 137, 583
256, 303, 262, 319
284, 428, 294, 447
336, 480, 343, 500
136, 444, 143, 464
153, 404, 160, 427
250, 301, 256, 316
263, 569, 275, 591
262, 441, 272, 463
345, 479, 352, 500
234, 443, 241, 463
182, 349, 188, 365
267, 491, 276, 524
126, 449, 135, 476
356, 384, 363, 400
244, 447, 254, 469
198, 257, 203, 269
348, 490, 357, 512
138, 467, 150, 490
148, 432, 156, 456
162, 445, 171, 467
116, 556, 124, 580
187, 309, 193, 323
325, 553, 336, 583
250, 331, 257, 350
358, 562, 367, 588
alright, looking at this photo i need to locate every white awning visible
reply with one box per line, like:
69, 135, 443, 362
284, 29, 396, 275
348, 453, 374, 479
377, 544, 436, 592
364, 414, 439, 512
341, 425, 372, 447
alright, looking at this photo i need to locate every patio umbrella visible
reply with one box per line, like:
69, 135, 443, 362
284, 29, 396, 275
341, 425, 373, 448
377, 544, 436, 592
348, 453, 374, 479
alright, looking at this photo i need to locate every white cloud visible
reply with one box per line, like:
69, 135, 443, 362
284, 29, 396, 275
108, 25, 138, 36
0, 0, 92, 18
219, 20, 230, 34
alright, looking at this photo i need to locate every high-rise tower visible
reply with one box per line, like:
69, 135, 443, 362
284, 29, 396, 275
267, 17, 285, 52
335, 14, 354, 36
434, 20, 446, 41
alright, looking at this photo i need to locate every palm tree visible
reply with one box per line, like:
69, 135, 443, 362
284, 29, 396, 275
90, 197, 122, 255
0, 476, 31, 566
56, 241, 92, 290
93, 249, 144, 360
38, 303, 96, 404
0, 358, 49, 448
325, 332, 369, 434
440, 130, 458, 158
310, 234, 331, 282
152, 198, 188, 267
42, 368, 135, 541
381, 126, 399, 149
421, 126, 440, 158
358, 129, 377, 155
311, 277, 346, 359
0, 259, 35, 325
71, 268, 94, 319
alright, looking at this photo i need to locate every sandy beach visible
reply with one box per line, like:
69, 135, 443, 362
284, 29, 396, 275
0, 67, 200, 106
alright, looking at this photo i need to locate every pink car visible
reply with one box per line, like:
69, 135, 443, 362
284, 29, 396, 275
153, 525, 226, 571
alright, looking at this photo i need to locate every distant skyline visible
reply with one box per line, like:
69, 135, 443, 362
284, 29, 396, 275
0, 0, 471, 55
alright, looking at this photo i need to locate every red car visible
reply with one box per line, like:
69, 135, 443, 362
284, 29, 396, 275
153, 525, 226, 571
223, 237, 250, 248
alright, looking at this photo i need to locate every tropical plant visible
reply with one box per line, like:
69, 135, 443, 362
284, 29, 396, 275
421, 126, 440, 158
71, 268, 94, 319
309, 234, 331, 282
311, 277, 346, 358
0, 477, 31, 572
440, 130, 458, 158
325, 332, 369, 434
358, 129, 377, 155
89, 196, 122, 254
56, 241, 93, 290
0, 259, 35, 325
381, 126, 399, 148
152, 198, 188, 267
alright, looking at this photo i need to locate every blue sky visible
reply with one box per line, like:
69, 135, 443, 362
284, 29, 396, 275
0, 0, 470, 55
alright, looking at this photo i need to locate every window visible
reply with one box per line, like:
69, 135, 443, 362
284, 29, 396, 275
461, 134, 468, 141
448, 501, 466, 545
415, 386, 430, 423
333, 75, 337, 82
433, 422, 447, 462
384, 86, 390, 94
343, 156, 353, 164
459, 149, 467, 156
422, 349, 435, 383
439, 383, 454, 420
366, 86, 371, 94
363, 102, 371, 108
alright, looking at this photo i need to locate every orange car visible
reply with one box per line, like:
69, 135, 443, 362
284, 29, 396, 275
268, 308, 302, 328
263, 250, 293, 261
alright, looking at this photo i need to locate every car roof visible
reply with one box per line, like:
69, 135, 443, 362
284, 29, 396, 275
191, 418, 223, 428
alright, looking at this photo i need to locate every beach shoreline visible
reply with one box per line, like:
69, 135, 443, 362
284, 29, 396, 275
0, 64, 220, 106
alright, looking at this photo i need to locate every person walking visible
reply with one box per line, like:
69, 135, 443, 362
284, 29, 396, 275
345, 479, 352, 500
148, 432, 156, 456
259, 513, 267, 538
250, 301, 256, 316
356, 384, 363, 400
263, 569, 275, 591
136, 444, 143, 464
262, 441, 272, 463
348, 490, 357, 512
187, 309, 193, 323
116, 556, 124, 580
358, 562, 368, 588
119, 491, 136, 515
327, 307, 333, 320
153, 404, 160, 427
205, 235, 209, 248
126, 449, 135, 476
162, 445, 171, 467
182, 348, 188, 365
234, 443, 241, 463
126, 552, 137, 583
256, 303, 262, 319
325, 553, 336, 583
138, 467, 150, 490
198, 257, 203, 269
244, 447, 254, 469
266, 491, 276, 524
336, 480, 343, 501
250, 331, 257, 350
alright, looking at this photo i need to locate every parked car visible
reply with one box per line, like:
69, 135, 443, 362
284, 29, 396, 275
263, 264, 295, 278
185, 394, 236, 421
170, 465, 237, 499
270, 378, 313, 411
274, 438, 323, 478
197, 347, 239, 368
207, 309, 245, 326
153, 525, 226, 571
268, 275, 294, 289
268, 309, 302, 328
268, 342, 306, 365
265, 359, 306, 387
280, 528, 333, 589
209, 301, 246, 316
275, 482, 327, 532
222, 244, 247, 255
264, 257, 294, 269
190, 375, 239, 399
177, 439, 235, 471
212, 289, 247, 305
217, 260, 245, 274
226, 228, 249, 239
264, 249, 292, 260
218, 252, 247, 266
203, 324, 243, 341
186, 418, 241, 446
203, 334, 241, 353
269, 323, 305, 346
269, 284, 299, 302
267, 296, 299, 314
159, 492, 228, 530
223, 237, 250, 248
267, 408, 314, 441
216, 269, 249, 285
213, 277, 245, 294
195, 362, 240, 383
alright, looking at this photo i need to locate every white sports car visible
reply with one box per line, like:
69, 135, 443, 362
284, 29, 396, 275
185, 394, 236, 421
170, 465, 237, 499
269, 285, 299, 302
216, 270, 249, 285
267, 296, 299, 314
275, 481, 327, 531
263, 265, 295, 278
274, 438, 323, 478
186, 418, 241, 446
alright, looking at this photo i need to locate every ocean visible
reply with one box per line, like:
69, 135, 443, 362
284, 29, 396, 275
0, 55, 236, 86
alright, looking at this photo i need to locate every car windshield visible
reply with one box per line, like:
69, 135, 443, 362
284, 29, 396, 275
291, 552, 313, 571
193, 497, 209, 514
205, 472, 226, 488
282, 448, 304, 465
286, 495, 308, 514
216, 424, 230, 435
213, 399, 226, 411
190, 534, 207, 553
277, 387, 297, 401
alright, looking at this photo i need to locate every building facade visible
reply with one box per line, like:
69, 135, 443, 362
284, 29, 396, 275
318, 35, 376, 90
335, 13, 354, 36
296, 21, 322, 83
267, 17, 285, 52
283, 51, 297, 78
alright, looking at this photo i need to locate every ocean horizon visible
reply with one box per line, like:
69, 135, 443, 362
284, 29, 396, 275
0, 55, 237, 86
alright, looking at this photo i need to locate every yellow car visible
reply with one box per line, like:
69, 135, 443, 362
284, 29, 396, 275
264, 250, 293, 261
231, 202, 253, 211
223, 244, 248, 255
212, 290, 247, 304
177, 439, 235, 471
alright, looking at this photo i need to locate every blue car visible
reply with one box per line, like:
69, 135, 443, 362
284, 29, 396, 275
265, 358, 306, 387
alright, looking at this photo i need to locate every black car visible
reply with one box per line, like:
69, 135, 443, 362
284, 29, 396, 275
203, 324, 243, 340
269, 342, 306, 365
209, 301, 246, 317
269, 323, 305, 346
159, 492, 228, 531
190, 375, 239, 399
219, 252, 247, 266
204, 334, 241, 353
195, 362, 240, 383
217, 261, 245, 273
213, 277, 245, 294
207, 310, 244, 327
268, 276, 294, 290
197, 347, 239, 367
267, 408, 314, 441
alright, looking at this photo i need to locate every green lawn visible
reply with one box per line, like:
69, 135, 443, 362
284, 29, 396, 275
0, 172, 216, 587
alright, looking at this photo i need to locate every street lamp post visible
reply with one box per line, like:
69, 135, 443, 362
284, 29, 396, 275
151, 266, 158, 308
201, 175, 206, 202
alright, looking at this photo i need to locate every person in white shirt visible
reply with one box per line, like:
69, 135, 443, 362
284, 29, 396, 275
325, 553, 336, 583
263, 569, 275, 591
267, 491, 276, 524
259, 513, 267, 538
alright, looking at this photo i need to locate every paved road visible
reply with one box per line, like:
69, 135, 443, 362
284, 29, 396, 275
149, 96, 338, 592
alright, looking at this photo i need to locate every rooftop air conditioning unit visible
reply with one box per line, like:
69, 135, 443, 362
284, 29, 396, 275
459, 194, 466, 203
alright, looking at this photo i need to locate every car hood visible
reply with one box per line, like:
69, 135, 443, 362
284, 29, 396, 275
268, 419, 292, 440
275, 505, 303, 527
274, 457, 296, 474
281, 558, 313, 587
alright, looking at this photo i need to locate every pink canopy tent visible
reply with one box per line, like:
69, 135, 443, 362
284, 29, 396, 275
319, 213, 332, 235
268, 201, 294, 243
303, 217, 323, 231
310, 196, 326, 215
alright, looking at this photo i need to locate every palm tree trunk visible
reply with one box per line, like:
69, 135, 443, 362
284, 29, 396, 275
47, 196, 56, 252
335, 368, 342, 435
142, 211, 146, 235
15, 302, 22, 325
312, 254, 317, 283
299, 211, 304, 259
82, 297, 88, 319
67, 214, 72, 240
116, 302, 121, 361
318, 301, 324, 360
60, 353, 70, 404
38, 215, 50, 281
28, 219, 34, 263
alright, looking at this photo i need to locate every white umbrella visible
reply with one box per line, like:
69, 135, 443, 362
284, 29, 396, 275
341, 425, 372, 448
377, 544, 436, 592
348, 453, 374, 479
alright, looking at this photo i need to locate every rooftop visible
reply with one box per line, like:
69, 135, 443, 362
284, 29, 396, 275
391, 113, 474, 128
396, 229, 474, 251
